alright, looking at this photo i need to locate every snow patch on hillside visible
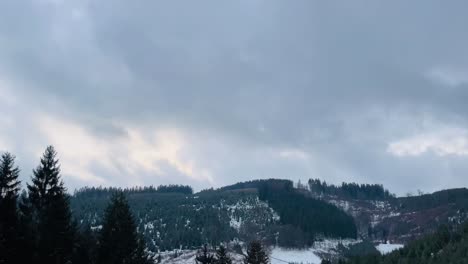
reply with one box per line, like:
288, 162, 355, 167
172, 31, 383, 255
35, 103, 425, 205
224, 197, 280, 231
376, 243, 403, 254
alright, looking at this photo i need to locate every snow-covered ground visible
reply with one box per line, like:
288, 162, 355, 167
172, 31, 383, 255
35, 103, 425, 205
376, 242, 404, 254
160, 250, 245, 264
158, 239, 373, 264
160, 248, 322, 264
271, 248, 321, 264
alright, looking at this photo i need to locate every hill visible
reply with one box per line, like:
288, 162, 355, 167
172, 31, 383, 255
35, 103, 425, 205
307, 179, 468, 243
71, 179, 357, 252
70, 178, 468, 259
343, 221, 468, 264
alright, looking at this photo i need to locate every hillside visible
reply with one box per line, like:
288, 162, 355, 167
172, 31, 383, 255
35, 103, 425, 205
71, 179, 357, 252
70, 178, 468, 261
343, 221, 468, 264
307, 179, 468, 243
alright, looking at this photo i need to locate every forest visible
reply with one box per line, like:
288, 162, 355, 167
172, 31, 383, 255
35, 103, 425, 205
71, 179, 357, 251
307, 178, 395, 201
2, 146, 468, 264
329, 221, 468, 264
0, 146, 273, 264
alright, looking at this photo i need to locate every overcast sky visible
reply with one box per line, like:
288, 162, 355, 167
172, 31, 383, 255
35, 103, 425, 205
1, 0, 468, 195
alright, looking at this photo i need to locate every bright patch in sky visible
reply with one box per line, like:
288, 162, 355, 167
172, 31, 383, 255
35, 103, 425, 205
426, 66, 468, 87
37, 115, 213, 186
387, 128, 468, 157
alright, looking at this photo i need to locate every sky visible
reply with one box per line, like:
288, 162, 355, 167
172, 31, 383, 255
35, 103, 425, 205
1, 0, 468, 195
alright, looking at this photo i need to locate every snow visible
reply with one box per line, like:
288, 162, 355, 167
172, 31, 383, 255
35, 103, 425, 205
160, 248, 322, 264
144, 222, 154, 231
157, 239, 380, 264
376, 242, 404, 254
91, 225, 102, 231
270, 247, 321, 264
229, 216, 242, 230
160, 249, 245, 264
313, 239, 360, 253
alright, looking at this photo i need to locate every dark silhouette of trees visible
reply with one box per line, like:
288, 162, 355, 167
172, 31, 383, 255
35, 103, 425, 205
0, 153, 21, 263
258, 180, 357, 243
308, 178, 394, 200
97, 192, 153, 264
196, 244, 215, 264
27, 146, 75, 264
244, 240, 269, 264
215, 245, 232, 264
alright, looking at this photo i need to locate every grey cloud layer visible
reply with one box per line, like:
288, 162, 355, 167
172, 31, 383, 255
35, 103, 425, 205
1, 0, 468, 194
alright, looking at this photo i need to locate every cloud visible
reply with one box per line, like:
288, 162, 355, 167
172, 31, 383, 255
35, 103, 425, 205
426, 66, 468, 87
37, 115, 214, 187
388, 128, 468, 157
1, 0, 468, 194
278, 149, 309, 160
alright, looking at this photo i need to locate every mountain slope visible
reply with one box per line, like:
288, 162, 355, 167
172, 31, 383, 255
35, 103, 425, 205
345, 221, 468, 264
71, 179, 357, 252
307, 179, 468, 243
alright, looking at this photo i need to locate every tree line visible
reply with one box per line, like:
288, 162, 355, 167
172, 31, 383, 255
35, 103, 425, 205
308, 178, 395, 200
194, 241, 269, 264
0, 146, 152, 264
0, 146, 273, 264
256, 179, 358, 241
74, 184, 193, 198
319, 221, 468, 264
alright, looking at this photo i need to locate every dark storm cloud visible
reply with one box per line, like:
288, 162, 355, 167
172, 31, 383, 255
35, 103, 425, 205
1, 0, 468, 194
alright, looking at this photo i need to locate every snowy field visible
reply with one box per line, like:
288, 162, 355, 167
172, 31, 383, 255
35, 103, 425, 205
160, 248, 322, 264
158, 239, 402, 263
376, 242, 404, 254
270, 248, 321, 264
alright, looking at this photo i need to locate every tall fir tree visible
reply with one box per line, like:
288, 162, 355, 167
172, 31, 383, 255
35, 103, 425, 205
97, 192, 153, 264
0, 152, 21, 264
244, 241, 269, 264
27, 146, 75, 264
17, 190, 35, 264
195, 244, 215, 264
214, 245, 232, 264
72, 225, 98, 264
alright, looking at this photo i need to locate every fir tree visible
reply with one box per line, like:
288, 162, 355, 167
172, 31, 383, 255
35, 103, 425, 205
16, 191, 35, 264
27, 146, 75, 264
0, 152, 21, 264
196, 244, 215, 264
0, 152, 20, 200
28, 146, 64, 209
214, 245, 232, 264
97, 192, 153, 264
244, 241, 269, 264
72, 225, 98, 264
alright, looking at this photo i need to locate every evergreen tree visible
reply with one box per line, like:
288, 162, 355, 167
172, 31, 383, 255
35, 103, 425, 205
195, 244, 215, 264
97, 192, 153, 264
72, 225, 98, 264
244, 241, 269, 264
28, 146, 64, 209
0, 152, 21, 264
214, 245, 232, 264
16, 191, 35, 264
27, 146, 75, 264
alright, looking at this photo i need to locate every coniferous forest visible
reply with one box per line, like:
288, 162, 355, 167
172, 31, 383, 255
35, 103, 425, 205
336, 221, 468, 264
2, 146, 468, 264
0, 146, 153, 264
0, 146, 284, 264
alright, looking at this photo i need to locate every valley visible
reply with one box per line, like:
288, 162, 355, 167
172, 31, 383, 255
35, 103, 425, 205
70, 179, 468, 262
